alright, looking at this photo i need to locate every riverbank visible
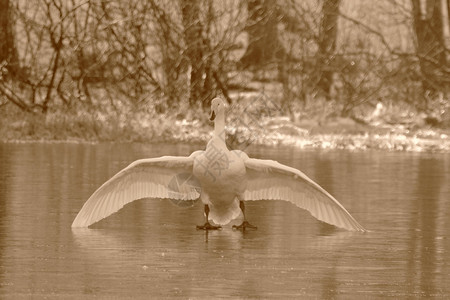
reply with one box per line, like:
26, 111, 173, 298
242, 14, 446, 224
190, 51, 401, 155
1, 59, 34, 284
1, 104, 449, 152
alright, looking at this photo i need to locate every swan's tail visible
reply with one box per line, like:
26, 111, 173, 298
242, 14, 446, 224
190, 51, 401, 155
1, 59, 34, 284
208, 200, 241, 225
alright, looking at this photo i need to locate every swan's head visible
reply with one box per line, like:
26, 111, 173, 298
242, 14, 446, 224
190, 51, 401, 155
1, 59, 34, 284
209, 97, 226, 121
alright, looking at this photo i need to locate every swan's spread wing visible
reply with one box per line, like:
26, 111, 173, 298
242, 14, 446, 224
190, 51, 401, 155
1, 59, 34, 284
243, 158, 365, 232
72, 156, 200, 227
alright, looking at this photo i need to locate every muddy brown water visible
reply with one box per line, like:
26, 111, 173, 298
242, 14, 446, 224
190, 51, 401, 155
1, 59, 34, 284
1, 143, 449, 298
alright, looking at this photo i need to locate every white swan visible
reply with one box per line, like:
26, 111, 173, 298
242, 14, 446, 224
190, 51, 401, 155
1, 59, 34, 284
72, 98, 365, 232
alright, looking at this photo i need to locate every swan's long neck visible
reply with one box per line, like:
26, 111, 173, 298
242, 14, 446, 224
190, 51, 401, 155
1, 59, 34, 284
214, 109, 226, 140
214, 110, 225, 145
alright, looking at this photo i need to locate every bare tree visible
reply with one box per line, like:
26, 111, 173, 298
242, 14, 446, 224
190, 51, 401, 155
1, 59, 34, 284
411, 0, 449, 93
0, 0, 18, 76
148, 0, 185, 109
1, 0, 448, 124
181, 0, 207, 107
317, 0, 341, 99
240, 0, 286, 69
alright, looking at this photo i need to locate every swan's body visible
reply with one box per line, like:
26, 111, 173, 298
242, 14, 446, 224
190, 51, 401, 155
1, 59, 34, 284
72, 98, 365, 232
193, 137, 246, 225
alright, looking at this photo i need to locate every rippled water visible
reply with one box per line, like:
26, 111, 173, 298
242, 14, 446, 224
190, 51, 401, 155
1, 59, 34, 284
1, 143, 449, 298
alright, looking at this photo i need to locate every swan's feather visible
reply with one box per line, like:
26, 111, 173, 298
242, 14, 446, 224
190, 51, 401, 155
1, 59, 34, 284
243, 158, 366, 232
72, 156, 199, 228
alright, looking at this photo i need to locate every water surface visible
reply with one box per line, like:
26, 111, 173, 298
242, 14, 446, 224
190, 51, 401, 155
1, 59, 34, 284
0, 143, 449, 298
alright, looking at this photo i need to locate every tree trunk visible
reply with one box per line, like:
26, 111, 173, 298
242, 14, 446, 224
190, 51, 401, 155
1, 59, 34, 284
240, 0, 285, 69
317, 0, 341, 100
411, 0, 448, 93
442, 0, 450, 63
0, 0, 18, 76
181, 0, 205, 107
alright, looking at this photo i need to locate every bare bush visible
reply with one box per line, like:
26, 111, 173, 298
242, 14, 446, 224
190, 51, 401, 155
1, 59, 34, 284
0, 0, 448, 125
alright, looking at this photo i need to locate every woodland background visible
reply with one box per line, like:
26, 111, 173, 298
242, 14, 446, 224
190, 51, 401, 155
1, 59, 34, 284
0, 0, 449, 144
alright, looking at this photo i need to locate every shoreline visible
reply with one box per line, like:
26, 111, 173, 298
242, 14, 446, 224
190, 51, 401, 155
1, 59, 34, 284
2, 104, 449, 153
2, 128, 449, 153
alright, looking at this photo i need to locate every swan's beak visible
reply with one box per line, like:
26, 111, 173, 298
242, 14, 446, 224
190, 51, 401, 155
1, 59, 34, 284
209, 110, 216, 121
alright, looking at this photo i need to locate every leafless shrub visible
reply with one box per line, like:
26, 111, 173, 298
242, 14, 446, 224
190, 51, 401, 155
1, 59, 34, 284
0, 0, 448, 124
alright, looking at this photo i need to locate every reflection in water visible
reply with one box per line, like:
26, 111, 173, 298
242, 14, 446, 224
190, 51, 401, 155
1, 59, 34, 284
0, 143, 449, 298
0, 146, 8, 291
312, 154, 338, 299
409, 157, 442, 296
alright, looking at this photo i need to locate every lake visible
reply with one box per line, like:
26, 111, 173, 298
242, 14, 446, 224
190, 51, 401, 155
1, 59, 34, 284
0, 143, 449, 298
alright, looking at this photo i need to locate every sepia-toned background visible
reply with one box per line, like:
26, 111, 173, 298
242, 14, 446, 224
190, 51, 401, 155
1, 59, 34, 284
1, 0, 449, 298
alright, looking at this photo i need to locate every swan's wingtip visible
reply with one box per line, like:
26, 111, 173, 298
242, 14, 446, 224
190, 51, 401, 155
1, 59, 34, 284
351, 225, 368, 233
71, 218, 89, 228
